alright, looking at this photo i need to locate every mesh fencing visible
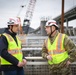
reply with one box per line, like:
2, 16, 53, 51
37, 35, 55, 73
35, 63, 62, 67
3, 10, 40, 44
24, 65, 50, 75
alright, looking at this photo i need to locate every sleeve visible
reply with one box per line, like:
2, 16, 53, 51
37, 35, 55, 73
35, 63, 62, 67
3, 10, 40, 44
0, 35, 19, 65
41, 39, 48, 59
64, 35, 76, 62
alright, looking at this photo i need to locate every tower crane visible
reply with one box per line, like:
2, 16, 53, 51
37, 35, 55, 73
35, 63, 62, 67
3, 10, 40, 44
23, 0, 36, 34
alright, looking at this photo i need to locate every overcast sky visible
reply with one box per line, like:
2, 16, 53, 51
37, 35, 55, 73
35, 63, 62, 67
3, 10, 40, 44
0, 0, 76, 29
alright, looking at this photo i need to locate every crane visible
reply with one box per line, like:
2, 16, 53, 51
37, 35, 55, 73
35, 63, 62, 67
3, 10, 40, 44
23, 0, 36, 34
17, 0, 36, 44
15, 5, 26, 35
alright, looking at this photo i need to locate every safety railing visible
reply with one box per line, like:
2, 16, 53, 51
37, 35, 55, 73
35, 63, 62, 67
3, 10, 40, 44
24, 57, 50, 75
22, 36, 76, 75
1, 36, 76, 75
22, 36, 47, 47
22, 36, 76, 49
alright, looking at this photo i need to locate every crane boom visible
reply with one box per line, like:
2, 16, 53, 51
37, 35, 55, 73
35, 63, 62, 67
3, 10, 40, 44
23, 0, 36, 34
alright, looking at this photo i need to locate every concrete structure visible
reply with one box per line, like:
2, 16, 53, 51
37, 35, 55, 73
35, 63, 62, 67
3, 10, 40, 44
31, 6, 76, 36
40, 20, 47, 36
54, 5, 76, 23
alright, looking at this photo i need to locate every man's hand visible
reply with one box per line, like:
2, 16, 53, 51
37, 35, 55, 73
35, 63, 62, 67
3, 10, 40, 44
47, 55, 52, 61
66, 61, 71, 66
22, 59, 27, 65
17, 59, 27, 67
17, 62, 24, 67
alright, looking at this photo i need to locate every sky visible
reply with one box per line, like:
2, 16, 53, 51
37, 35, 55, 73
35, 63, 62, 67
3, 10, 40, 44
0, 0, 76, 29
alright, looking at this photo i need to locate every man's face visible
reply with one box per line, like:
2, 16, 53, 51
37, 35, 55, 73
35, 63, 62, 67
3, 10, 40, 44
45, 26, 55, 35
12, 24, 19, 33
45, 26, 51, 35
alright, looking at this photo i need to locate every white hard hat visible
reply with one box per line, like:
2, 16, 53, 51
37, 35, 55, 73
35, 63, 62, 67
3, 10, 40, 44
45, 19, 59, 28
7, 17, 20, 25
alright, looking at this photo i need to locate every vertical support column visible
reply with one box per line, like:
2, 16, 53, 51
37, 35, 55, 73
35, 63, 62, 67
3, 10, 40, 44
73, 28, 76, 36
40, 21, 47, 36
66, 18, 69, 35
66, 18, 68, 29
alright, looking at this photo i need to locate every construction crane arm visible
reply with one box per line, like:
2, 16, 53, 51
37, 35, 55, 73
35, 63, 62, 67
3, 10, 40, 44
23, 0, 36, 34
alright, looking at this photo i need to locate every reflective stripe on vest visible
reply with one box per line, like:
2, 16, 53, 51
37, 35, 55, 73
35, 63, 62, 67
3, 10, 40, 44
8, 49, 22, 54
46, 33, 69, 64
1, 33, 23, 65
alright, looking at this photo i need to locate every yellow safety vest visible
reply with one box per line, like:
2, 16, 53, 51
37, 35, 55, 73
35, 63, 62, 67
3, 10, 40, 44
46, 33, 69, 65
1, 33, 23, 65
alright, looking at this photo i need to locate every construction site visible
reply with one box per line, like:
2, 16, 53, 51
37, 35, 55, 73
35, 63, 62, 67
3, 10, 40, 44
0, 0, 76, 75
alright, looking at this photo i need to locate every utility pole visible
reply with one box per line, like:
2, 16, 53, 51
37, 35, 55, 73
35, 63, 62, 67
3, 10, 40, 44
61, 0, 64, 33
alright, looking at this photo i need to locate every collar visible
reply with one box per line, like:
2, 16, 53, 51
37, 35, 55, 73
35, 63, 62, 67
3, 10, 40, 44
49, 31, 59, 44
4, 28, 17, 37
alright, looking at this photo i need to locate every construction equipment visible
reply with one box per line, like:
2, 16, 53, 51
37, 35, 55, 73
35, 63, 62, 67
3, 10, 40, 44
16, 4, 26, 34
16, 0, 36, 35
17, 17, 26, 44
17, 5, 25, 17
16, 6, 26, 44
23, 0, 36, 34
17, 17, 24, 34
17, 0, 36, 44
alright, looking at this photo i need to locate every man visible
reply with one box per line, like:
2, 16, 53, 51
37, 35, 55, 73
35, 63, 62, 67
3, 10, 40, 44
0, 17, 27, 75
42, 19, 76, 75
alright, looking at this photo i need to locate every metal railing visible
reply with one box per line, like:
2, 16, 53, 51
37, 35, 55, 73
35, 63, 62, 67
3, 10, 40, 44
22, 36, 76, 48
22, 36, 76, 75
22, 36, 50, 75
1, 36, 76, 75
24, 57, 50, 75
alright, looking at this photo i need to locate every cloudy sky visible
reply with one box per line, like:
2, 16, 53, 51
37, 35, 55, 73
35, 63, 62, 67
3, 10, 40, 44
0, 0, 76, 29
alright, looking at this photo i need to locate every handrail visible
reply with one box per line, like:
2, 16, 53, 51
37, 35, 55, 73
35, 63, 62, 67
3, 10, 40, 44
25, 56, 48, 65
25, 56, 44, 60
22, 48, 42, 51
